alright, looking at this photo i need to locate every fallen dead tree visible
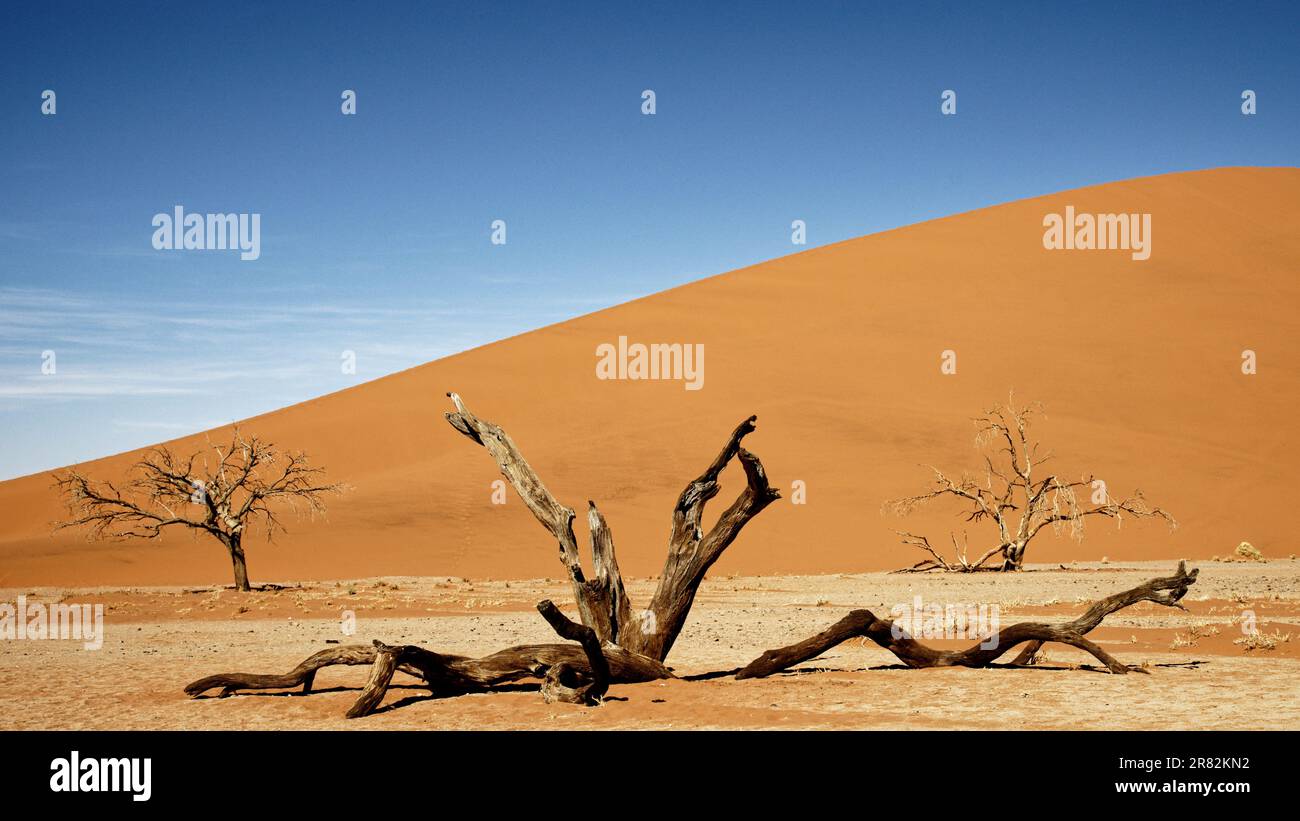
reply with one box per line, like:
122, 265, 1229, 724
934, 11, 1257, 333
184, 395, 1202, 718
184, 600, 672, 715
185, 392, 779, 716
736, 561, 1199, 679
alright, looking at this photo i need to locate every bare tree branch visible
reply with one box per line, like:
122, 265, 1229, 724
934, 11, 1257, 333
444, 392, 779, 662
738, 562, 1199, 678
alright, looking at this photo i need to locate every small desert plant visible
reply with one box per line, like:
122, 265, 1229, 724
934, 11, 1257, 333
1234, 541, 1265, 562
1170, 624, 1219, 649
1215, 542, 1267, 563
1234, 629, 1292, 651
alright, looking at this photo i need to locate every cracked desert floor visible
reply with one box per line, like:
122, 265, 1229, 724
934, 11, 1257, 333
2, 560, 1296, 730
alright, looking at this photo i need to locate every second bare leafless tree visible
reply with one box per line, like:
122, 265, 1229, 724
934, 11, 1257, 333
884, 395, 1176, 572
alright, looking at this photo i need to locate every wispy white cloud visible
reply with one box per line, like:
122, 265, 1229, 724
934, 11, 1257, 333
0, 285, 629, 404
0, 382, 199, 398
0, 282, 639, 478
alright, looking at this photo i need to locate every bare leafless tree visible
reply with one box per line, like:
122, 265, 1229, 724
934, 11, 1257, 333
52, 430, 344, 591
883, 394, 1176, 572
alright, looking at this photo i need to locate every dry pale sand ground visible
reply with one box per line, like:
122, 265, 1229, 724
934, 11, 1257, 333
3, 561, 1297, 730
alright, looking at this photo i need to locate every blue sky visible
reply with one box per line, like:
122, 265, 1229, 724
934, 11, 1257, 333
2, 1, 1297, 479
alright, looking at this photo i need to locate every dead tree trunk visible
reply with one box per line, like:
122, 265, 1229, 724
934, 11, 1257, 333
226, 534, 251, 592
185, 393, 777, 716
736, 562, 1198, 679
444, 392, 779, 661
1002, 541, 1028, 572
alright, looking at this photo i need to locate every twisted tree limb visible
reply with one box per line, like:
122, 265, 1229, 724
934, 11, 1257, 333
536, 600, 610, 705
340, 601, 618, 717
446, 392, 779, 661
186, 604, 671, 717
444, 393, 624, 642
736, 562, 1198, 679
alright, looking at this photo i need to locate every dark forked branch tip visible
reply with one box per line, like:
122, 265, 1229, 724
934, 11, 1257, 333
443, 392, 483, 443
737, 414, 758, 437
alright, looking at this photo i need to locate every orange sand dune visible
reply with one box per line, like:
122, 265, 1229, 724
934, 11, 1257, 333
2, 167, 1297, 588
